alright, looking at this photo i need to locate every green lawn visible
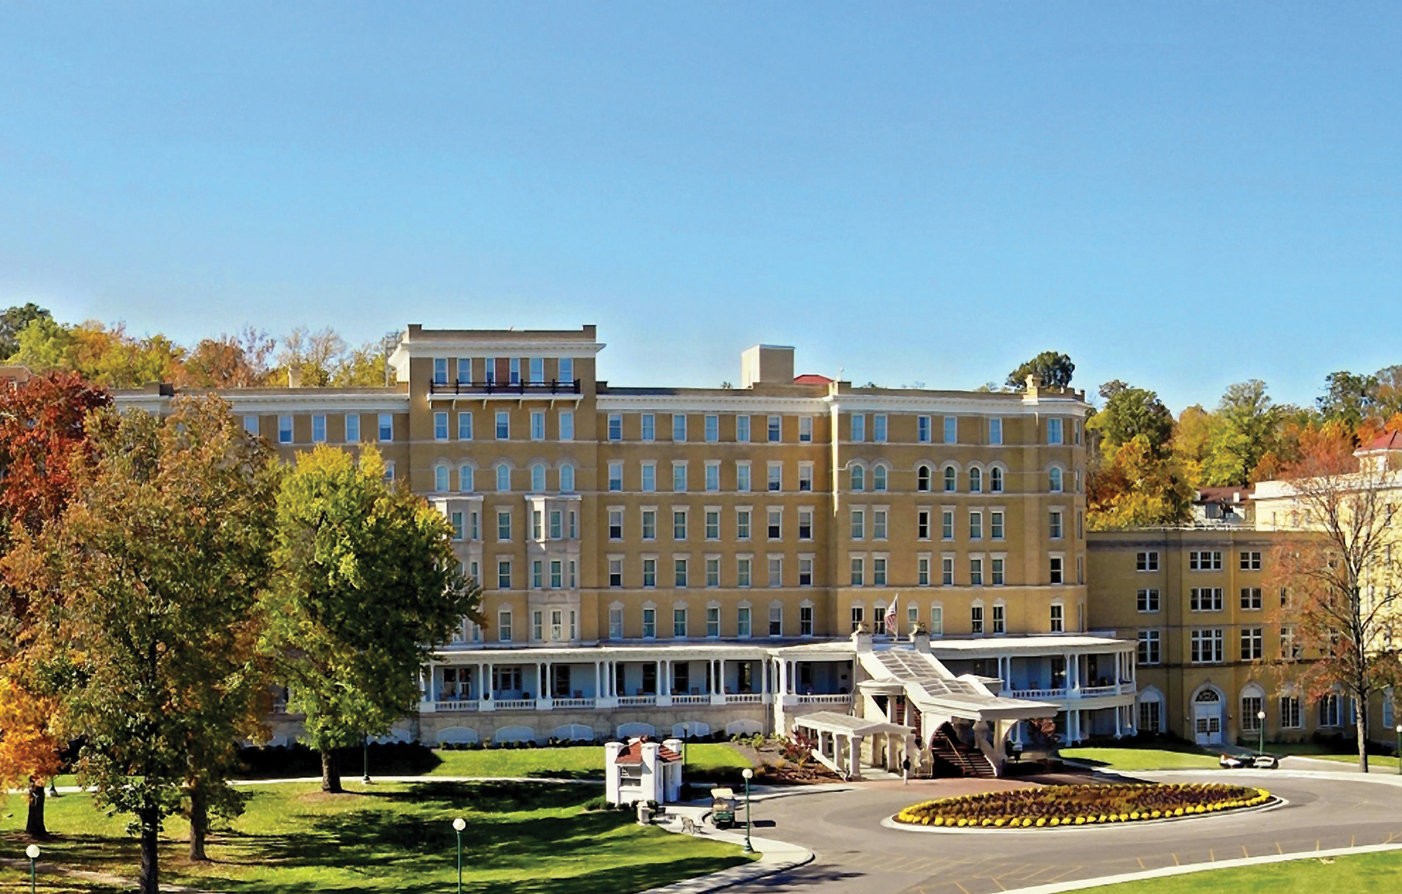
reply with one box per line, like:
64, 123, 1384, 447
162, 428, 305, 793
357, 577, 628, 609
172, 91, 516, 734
1, 780, 754, 893
426, 743, 753, 780
1059, 747, 1225, 771
1081, 850, 1402, 893
1301, 753, 1400, 770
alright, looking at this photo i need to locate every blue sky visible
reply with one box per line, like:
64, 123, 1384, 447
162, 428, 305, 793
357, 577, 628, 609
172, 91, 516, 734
3, 3, 1400, 412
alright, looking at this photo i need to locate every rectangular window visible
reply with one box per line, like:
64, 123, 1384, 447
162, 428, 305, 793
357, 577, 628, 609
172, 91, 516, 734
531, 559, 543, 589
558, 357, 573, 385
1241, 627, 1264, 661
1047, 418, 1063, 445
1241, 587, 1263, 610
737, 606, 751, 638
637, 462, 657, 493
673, 463, 688, 492
608, 462, 623, 492
1189, 587, 1224, 611
969, 510, 983, 540
375, 412, 392, 442
1049, 603, 1064, 632
641, 413, 655, 441
990, 510, 1004, 540
508, 357, 520, 384
642, 509, 657, 541
930, 605, 943, 635
1240, 550, 1262, 570
737, 556, 752, 587
450, 511, 464, 541
767, 507, 782, 539
1136, 551, 1159, 572
799, 556, 814, 586
851, 508, 865, 540
494, 411, 509, 440
703, 413, 722, 443
1137, 630, 1161, 665
497, 509, 511, 541
798, 508, 813, 540
608, 558, 623, 588
736, 415, 750, 443
672, 414, 687, 442
312, 414, 327, 443
917, 416, 931, 443
497, 560, 512, 590
992, 603, 1005, 634
850, 556, 864, 586
873, 509, 888, 540
989, 418, 1002, 445
642, 608, 656, 639
737, 509, 751, 540
1049, 510, 1063, 539
944, 416, 958, 444
917, 556, 931, 586
971, 604, 984, 634
483, 357, 496, 385
457, 412, 473, 440
768, 557, 783, 588
707, 606, 720, 637
558, 410, 573, 441
706, 557, 721, 587
941, 556, 954, 586
942, 509, 954, 540
1280, 696, 1301, 729
800, 604, 814, 636
1049, 556, 1064, 585
433, 358, 448, 385
917, 510, 931, 540
873, 556, 887, 586
344, 414, 359, 443
278, 414, 294, 444
498, 609, 513, 642
643, 558, 657, 588
607, 413, 622, 441
549, 511, 563, 541
705, 509, 721, 540
673, 509, 688, 540
850, 413, 866, 442
530, 410, 545, 441
767, 462, 782, 492
768, 415, 782, 442
736, 462, 751, 492
550, 559, 563, 589
1189, 550, 1223, 570
799, 416, 813, 442
850, 605, 864, 632
969, 557, 983, 586
1190, 629, 1225, 664
798, 463, 813, 492
674, 608, 687, 638
529, 357, 544, 384
1137, 588, 1160, 612
872, 414, 887, 443
991, 557, 1005, 585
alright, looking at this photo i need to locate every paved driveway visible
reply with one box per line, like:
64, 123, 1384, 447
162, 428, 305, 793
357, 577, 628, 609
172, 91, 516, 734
725, 771, 1402, 894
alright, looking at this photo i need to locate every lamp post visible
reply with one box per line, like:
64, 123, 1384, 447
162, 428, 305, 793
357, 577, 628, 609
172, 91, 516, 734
452, 817, 466, 893
1257, 710, 1266, 755
25, 844, 39, 894
362, 733, 370, 784
1395, 725, 1401, 776
740, 768, 754, 854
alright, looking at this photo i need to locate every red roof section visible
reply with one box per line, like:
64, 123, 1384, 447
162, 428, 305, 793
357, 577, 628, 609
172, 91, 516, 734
1361, 431, 1402, 452
613, 739, 682, 765
793, 374, 833, 385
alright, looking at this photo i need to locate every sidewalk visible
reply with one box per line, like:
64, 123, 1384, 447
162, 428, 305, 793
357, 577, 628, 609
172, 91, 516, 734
0, 856, 215, 894
639, 804, 814, 894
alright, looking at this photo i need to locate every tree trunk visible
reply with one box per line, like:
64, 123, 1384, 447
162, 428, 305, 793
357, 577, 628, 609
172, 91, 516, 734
1357, 702, 1370, 773
321, 747, 342, 793
188, 779, 209, 862
138, 806, 160, 894
25, 777, 48, 839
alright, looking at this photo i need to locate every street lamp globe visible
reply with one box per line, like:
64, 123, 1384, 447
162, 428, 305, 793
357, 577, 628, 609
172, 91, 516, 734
1257, 711, 1266, 721
741, 768, 753, 780
25, 845, 39, 859
452, 817, 466, 832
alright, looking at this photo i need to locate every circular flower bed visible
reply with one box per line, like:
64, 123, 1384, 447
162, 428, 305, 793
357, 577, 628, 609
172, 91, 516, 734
895, 783, 1271, 829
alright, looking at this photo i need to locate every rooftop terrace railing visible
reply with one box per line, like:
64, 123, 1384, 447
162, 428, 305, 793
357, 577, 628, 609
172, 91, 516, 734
429, 379, 583, 396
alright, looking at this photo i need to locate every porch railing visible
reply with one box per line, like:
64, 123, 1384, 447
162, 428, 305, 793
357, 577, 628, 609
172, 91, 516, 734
725, 693, 765, 704
552, 697, 595, 709
795, 694, 850, 704
1078, 685, 1121, 698
617, 695, 656, 707
1008, 688, 1069, 700
493, 698, 534, 710
434, 699, 479, 712
670, 694, 710, 705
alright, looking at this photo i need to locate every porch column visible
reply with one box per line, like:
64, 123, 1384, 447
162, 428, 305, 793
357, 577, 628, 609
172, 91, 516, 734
427, 662, 437, 702
762, 659, 771, 696
718, 660, 727, 695
849, 734, 863, 779
1114, 705, 1123, 738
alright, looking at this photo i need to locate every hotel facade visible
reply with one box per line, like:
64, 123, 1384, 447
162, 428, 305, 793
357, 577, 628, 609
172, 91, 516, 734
117, 325, 1139, 774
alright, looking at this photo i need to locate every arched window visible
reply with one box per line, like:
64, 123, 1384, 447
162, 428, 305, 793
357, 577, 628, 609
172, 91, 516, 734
872, 464, 888, 492
968, 467, 982, 493
560, 464, 575, 494
1195, 688, 1221, 703
434, 464, 450, 493
850, 465, 865, 492
459, 465, 474, 493
990, 467, 1004, 493
1048, 467, 1063, 493
943, 466, 957, 492
531, 463, 547, 493
495, 463, 511, 493
917, 465, 932, 492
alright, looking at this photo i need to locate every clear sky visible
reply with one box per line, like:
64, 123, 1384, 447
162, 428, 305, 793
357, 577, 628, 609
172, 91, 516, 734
3, 3, 1400, 412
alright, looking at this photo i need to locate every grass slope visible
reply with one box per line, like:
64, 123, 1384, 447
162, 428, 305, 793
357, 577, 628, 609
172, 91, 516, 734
1081, 850, 1402, 893
1, 780, 753, 894
426, 743, 753, 780
1059, 747, 1224, 771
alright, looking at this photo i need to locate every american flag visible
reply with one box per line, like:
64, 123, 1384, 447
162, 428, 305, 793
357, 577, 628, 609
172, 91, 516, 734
884, 596, 898, 637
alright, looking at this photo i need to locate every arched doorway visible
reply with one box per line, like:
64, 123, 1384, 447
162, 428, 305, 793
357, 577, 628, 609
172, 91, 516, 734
1193, 687, 1224, 746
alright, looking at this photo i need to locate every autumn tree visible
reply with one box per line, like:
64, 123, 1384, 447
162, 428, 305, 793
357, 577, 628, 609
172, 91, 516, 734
0, 671, 64, 839
1086, 435, 1194, 529
1265, 423, 1402, 772
1087, 381, 1174, 457
31, 396, 279, 890
265, 446, 481, 793
180, 327, 276, 389
0, 303, 52, 360
1006, 351, 1075, 390
0, 372, 111, 836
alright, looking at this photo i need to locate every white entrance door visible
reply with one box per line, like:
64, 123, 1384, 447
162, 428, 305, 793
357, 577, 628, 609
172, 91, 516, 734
1193, 690, 1223, 746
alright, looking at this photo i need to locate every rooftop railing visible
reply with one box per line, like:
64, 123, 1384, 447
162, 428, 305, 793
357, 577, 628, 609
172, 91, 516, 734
430, 379, 582, 396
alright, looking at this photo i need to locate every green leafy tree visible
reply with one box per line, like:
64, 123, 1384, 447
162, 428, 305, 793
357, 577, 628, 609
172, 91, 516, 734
0, 303, 52, 361
1006, 351, 1074, 390
27, 396, 279, 890
1317, 371, 1379, 427
1197, 380, 1282, 486
1087, 381, 1174, 457
265, 446, 481, 792
1087, 435, 1194, 529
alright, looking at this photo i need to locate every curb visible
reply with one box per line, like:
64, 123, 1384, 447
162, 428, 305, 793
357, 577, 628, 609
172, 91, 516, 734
879, 795, 1287, 834
640, 809, 815, 894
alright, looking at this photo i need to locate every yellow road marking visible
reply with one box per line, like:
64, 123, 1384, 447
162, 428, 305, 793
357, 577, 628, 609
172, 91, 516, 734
988, 877, 1007, 891
1043, 867, 1084, 883
1242, 846, 1249, 858
1136, 857, 1145, 870
1209, 849, 1215, 862
1277, 842, 1284, 855
953, 881, 973, 894
1351, 835, 1356, 848
1172, 854, 1181, 866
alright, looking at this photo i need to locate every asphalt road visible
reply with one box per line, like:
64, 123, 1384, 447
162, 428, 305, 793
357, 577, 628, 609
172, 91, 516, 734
725, 770, 1402, 894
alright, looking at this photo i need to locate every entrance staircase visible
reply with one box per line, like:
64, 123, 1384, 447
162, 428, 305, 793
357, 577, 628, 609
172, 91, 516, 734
931, 723, 996, 779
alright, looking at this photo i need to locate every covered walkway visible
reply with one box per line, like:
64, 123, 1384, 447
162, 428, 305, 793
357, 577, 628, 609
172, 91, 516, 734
793, 711, 914, 781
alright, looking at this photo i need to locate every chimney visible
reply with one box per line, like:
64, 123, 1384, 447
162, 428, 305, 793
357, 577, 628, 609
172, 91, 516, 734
740, 345, 795, 388
288, 367, 303, 388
